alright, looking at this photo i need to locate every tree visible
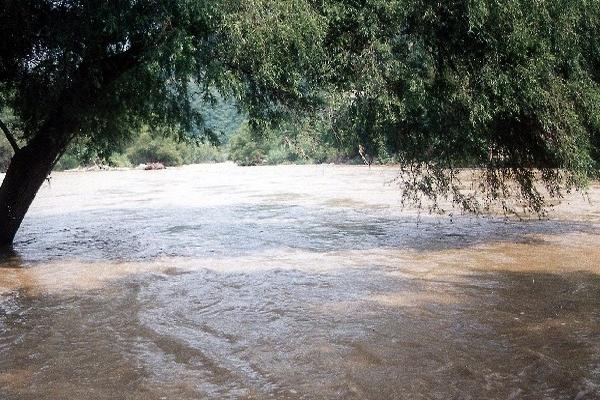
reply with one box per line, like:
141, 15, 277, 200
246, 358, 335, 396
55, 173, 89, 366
1, 0, 599, 247
319, 0, 600, 214
0, 0, 327, 246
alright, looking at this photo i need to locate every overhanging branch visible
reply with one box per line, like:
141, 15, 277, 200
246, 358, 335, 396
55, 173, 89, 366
0, 118, 19, 153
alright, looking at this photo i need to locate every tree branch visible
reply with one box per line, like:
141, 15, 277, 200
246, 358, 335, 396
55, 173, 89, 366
0, 118, 20, 153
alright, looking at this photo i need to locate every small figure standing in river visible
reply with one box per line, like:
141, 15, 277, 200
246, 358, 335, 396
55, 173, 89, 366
359, 144, 373, 167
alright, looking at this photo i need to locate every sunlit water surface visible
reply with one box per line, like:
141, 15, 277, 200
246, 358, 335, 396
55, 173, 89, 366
0, 164, 599, 399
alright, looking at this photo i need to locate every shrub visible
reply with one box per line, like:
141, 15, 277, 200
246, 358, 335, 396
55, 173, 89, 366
126, 132, 184, 166
108, 153, 132, 168
228, 125, 268, 166
182, 142, 227, 164
0, 138, 12, 172
54, 152, 82, 171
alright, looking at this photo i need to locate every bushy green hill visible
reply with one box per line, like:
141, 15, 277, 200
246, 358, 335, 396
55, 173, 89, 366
192, 93, 247, 144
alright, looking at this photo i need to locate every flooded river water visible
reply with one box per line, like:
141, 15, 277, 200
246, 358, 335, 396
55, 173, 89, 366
0, 164, 599, 399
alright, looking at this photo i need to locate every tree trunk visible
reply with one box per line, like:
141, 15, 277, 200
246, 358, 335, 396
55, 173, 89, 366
0, 47, 142, 248
0, 130, 69, 248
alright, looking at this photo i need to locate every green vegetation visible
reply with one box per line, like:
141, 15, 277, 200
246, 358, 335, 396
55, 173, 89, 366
228, 118, 349, 166
49, 90, 241, 170
54, 128, 226, 170
0, 0, 328, 245
0, 137, 11, 172
1, 0, 599, 245
319, 0, 600, 214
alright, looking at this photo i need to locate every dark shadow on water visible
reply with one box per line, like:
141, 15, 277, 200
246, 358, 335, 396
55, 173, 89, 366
0, 248, 23, 268
8, 203, 599, 263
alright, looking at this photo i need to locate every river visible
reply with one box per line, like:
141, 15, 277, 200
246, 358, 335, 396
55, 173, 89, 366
0, 164, 599, 399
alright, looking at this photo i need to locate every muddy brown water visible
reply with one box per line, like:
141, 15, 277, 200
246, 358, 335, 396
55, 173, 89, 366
0, 164, 599, 399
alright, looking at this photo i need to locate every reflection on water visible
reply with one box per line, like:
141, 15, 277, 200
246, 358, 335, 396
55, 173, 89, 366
0, 164, 599, 399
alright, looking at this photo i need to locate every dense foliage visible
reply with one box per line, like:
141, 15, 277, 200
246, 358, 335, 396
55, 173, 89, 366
228, 122, 343, 166
54, 130, 226, 170
52, 92, 243, 169
314, 0, 600, 214
0, 0, 325, 150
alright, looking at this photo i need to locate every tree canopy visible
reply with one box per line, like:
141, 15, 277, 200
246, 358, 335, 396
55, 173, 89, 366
318, 0, 600, 213
0, 0, 326, 150
1, 0, 599, 245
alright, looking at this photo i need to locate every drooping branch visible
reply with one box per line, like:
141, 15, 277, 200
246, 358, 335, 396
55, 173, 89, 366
0, 118, 20, 153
